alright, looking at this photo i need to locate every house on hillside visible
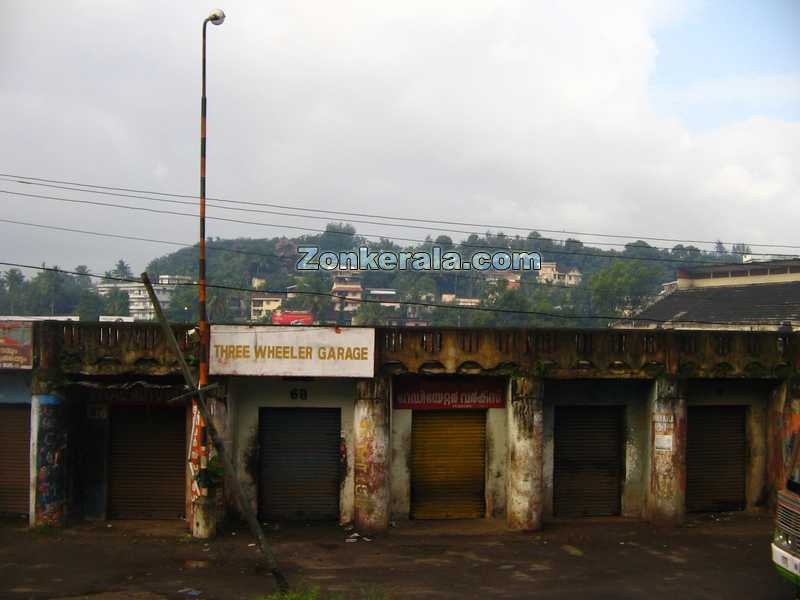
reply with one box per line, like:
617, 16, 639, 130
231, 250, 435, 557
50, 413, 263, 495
538, 262, 582, 286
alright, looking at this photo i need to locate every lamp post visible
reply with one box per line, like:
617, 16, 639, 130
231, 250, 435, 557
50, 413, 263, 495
195, 7, 225, 538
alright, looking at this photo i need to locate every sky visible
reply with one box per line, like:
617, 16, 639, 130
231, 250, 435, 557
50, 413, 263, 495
0, 0, 798, 276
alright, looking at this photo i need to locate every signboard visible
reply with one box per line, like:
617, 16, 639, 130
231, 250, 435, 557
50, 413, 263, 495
209, 325, 374, 378
0, 321, 33, 370
653, 413, 674, 453
394, 376, 506, 410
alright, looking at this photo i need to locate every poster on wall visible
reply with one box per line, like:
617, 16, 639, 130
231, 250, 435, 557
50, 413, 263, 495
209, 325, 375, 378
394, 376, 506, 410
0, 321, 33, 370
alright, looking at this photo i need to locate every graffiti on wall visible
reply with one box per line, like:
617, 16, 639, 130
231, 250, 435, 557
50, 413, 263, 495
35, 398, 67, 525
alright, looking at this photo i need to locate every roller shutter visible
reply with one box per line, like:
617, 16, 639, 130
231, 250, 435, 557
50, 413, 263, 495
258, 408, 341, 520
109, 406, 186, 519
554, 406, 623, 517
411, 410, 486, 519
686, 406, 746, 512
0, 405, 30, 515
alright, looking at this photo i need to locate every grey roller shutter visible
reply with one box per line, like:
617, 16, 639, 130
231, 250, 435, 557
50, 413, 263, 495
686, 406, 746, 512
258, 408, 341, 520
109, 406, 186, 519
554, 406, 623, 517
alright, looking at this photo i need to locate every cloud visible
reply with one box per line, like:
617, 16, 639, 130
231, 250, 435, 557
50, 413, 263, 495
0, 1, 797, 276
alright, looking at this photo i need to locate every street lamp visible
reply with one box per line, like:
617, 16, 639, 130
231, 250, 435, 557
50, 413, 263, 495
195, 8, 225, 537
198, 7, 225, 400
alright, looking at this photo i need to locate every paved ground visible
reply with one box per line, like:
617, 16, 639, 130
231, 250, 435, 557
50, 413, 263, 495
0, 512, 796, 599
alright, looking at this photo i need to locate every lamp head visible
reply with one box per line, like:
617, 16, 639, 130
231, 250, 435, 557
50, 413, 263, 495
207, 9, 225, 25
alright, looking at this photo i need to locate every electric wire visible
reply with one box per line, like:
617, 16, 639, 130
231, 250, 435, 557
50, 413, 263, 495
0, 177, 762, 255
2, 172, 797, 251
0, 188, 768, 266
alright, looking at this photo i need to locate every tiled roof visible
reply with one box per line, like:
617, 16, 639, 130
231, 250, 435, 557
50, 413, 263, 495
630, 282, 800, 326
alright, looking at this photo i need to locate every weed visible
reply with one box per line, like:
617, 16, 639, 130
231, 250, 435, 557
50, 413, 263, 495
255, 586, 389, 600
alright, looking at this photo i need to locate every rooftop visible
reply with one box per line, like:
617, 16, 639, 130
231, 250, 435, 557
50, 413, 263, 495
627, 281, 800, 329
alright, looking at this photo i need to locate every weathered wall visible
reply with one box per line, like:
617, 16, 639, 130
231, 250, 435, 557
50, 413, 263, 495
354, 378, 390, 533
645, 377, 686, 525
542, 380, 650, 519
390, 409, 411, 519
687, 379, 777, 511
30, 394, 68, 527
767, 381, 798, 506
506, 377, 543, 530
486, 407, 507, 518
228, 377, 356, 525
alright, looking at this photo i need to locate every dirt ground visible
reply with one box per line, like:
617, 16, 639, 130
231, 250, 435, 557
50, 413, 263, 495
0, 512, 795, 600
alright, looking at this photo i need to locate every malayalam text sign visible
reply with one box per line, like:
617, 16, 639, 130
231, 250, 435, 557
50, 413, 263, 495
210, 325, 374, 378
394, 376, 506, 410
0, 321, 33, 370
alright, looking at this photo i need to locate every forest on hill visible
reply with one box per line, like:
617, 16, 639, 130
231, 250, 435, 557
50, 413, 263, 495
0, 222, 752, 326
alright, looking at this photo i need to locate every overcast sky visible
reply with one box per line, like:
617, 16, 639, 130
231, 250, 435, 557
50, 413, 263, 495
1, 0, 798, 275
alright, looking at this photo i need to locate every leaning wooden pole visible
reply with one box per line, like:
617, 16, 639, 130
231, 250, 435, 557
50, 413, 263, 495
141, 273, 288, 592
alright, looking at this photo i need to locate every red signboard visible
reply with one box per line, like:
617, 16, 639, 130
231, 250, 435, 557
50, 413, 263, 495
394, 376, 506, 410
0, 321, 33, 370
271, 311, 314, 325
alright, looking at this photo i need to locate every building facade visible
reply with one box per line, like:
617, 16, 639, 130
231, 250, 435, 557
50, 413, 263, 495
1, 321, 797, 538
98, 275, 193, 321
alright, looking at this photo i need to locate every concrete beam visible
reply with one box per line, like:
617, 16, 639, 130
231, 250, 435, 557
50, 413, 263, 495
354, 377, 391, 533
506, 376, 544, 530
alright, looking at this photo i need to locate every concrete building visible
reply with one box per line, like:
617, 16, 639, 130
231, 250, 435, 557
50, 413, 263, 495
538, 262, 582, 286
2, 320, 796, 540
97, 274, 193, 321
364, 288, 400, 308
485, 270, 522, 289
624, 259, 800, 330
440, 294, 481, 307
250, 293, 284, 321
331, 268, 365, 313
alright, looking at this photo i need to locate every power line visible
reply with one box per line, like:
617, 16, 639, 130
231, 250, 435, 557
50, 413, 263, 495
0, 177, 745, 255
2, 172, 796, 251
0, 188, 757, 266
0, 261, 790, 328
0, 216, 594, 296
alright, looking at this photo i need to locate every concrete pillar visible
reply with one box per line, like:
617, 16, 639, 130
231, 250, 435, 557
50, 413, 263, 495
29, 393, 68, 527
506, 376, 544, 531
645, 377, 687, 525
354, 377, 390, 533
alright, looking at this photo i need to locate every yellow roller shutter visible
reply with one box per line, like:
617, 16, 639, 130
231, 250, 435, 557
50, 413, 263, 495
411, 410, 486, 519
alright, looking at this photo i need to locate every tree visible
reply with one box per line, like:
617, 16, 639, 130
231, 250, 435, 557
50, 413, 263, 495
103, 289, 130, 316
731, 243, 751, 258
3, 269, 26, 314
74, 265, 93, 289
111, 259, 134, 280
586, 260, 667, 318
77, 289, 104, 321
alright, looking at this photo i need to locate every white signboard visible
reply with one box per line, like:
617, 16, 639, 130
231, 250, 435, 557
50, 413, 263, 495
654, 434, 674, 452
210, 325, 375, 378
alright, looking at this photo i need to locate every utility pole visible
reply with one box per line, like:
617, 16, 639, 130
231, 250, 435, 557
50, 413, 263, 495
142, 273, 288, 592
